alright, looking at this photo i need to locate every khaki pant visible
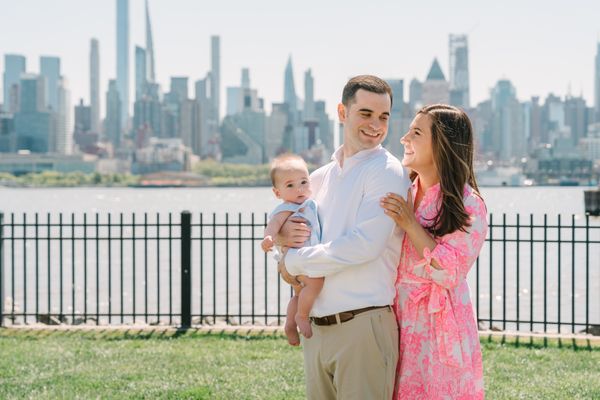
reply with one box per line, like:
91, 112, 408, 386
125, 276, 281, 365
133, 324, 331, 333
302, 307, 398, 400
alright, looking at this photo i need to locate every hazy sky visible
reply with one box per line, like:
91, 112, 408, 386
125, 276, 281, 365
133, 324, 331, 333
1, 0, 599, 122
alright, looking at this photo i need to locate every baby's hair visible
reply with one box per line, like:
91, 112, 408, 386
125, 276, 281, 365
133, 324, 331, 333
270, 153, 307, 186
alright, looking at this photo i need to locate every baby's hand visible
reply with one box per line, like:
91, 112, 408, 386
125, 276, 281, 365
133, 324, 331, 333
261, 236, 274, 252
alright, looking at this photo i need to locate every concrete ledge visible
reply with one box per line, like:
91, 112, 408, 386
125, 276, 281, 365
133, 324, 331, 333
1, 324, 285, 336
2, 324, 599, 345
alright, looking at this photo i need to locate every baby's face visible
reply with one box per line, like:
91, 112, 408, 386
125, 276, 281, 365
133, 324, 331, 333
273, 168, 311, 204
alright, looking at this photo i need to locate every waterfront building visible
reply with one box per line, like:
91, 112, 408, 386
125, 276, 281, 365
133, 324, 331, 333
132, 137, 193, 174
0, 153, 96, 175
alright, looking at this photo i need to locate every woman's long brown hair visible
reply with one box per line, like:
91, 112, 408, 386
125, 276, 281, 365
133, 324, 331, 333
413, 104, 482, 237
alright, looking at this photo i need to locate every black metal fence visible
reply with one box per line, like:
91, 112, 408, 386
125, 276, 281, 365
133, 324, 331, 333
0, 211, 599, 335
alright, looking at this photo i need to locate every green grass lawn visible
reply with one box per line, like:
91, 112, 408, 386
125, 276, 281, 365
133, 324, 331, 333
0, 329, 599, 399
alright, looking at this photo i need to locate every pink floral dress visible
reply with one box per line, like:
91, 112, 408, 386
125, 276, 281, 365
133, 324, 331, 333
394, 179, 488, 400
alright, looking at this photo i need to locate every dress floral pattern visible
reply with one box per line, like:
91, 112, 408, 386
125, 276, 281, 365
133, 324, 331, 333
394, 179, 488, 400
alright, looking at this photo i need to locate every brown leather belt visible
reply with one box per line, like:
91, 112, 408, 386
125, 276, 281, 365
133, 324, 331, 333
310, 305, 391, 326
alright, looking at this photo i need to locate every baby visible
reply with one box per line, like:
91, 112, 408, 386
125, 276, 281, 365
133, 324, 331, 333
262, 153, 323, 345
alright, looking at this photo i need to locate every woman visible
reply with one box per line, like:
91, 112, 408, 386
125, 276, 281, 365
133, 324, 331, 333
380, 104, 487, 399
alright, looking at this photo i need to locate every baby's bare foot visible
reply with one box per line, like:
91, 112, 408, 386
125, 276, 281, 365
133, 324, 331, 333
285, 318, 300, 346
295, 314, 313, 339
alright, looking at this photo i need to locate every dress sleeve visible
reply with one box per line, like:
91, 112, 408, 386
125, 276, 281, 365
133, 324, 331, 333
417, 191, 488, 289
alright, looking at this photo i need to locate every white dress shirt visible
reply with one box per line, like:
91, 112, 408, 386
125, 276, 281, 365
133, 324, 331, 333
285, 145, 411, 317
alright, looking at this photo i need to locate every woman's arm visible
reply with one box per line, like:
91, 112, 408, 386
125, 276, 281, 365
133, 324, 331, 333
381, 190, 488, 289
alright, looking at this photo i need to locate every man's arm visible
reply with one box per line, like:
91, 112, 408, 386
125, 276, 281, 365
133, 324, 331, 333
285, 162, 410, 277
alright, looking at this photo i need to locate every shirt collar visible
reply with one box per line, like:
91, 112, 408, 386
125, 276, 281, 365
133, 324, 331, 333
331, 145, 383, 169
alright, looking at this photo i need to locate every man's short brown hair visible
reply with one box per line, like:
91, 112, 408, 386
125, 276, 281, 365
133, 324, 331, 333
342, 75, 393, 107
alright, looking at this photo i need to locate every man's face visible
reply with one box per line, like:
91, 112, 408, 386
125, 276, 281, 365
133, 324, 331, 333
338, 89, 391, 157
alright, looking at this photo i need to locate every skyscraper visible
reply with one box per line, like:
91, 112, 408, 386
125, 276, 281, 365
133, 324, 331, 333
226, 69, 260, 117
283, 56, 297, 119
385, 79, 404, 156
195, 77, 212, 156
15, 74, 52, 152
90, 38, 100, 133
283, 56, 299, 151
492, 79, 525, 161
3, 54, 26, 112
241, 68, 250, 89
409, 78, 423, 113
116, 0, 130, 129
449, 34, 470, 108
595, 42, 600, 119
304, 69, 315, 120
133, 82, 162, 139
19, 74, 45, 113
55, 77, 72, 154
210, 35, 220, 124
40, 56, 61, 111
565, 95, 588, 146
170, 77, 189, 102
135, 46, 147, 101
106, 79, 122, 147
422, 58, 449, 106
145, 0, 156, 83
75, 99, 92, 135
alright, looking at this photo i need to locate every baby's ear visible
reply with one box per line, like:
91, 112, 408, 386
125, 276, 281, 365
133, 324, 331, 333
272, 187, 281, 199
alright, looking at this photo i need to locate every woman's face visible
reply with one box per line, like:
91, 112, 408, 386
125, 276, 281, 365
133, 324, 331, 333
400, 113, 436, 176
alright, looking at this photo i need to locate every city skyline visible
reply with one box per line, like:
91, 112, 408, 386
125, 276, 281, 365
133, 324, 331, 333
1, 0, 600, 123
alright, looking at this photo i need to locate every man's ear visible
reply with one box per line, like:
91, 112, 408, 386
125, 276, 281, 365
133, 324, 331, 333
272, 187, 281, 199
337, 103, 346, 123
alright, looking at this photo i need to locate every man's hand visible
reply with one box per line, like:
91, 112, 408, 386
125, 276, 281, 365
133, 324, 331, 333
276, 216, 311, 248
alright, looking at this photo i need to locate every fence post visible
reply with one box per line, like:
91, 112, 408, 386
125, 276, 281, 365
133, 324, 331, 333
181, 211, 192, 328
0, 212, 4, 327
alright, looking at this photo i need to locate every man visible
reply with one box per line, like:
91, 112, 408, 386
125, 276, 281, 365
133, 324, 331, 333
279, 75, 411, 399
